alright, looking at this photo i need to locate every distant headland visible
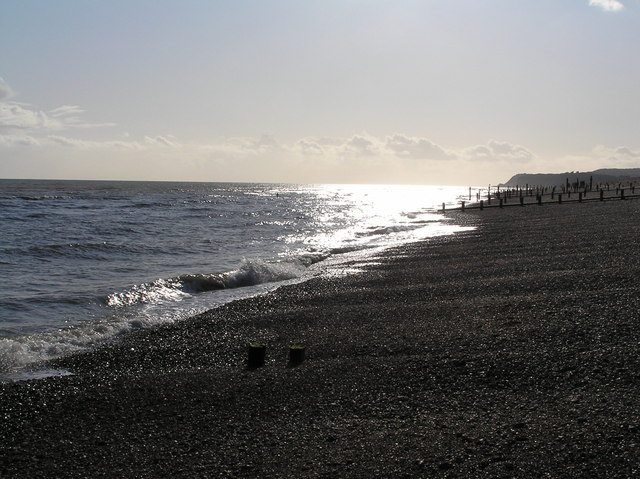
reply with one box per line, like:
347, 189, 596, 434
501, 168, 640, 187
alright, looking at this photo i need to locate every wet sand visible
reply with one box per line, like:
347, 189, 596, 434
2, 200, 640, 478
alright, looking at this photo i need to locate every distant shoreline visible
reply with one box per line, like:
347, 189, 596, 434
501, 167, 640, 188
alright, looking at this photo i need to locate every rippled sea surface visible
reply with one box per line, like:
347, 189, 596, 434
0, 179, 474, 377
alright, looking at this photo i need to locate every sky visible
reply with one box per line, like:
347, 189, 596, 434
1, 0, 639, 186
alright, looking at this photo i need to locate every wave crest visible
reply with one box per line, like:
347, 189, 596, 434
106, 255, 326, 308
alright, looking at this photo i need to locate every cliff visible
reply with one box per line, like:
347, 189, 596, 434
502, 168, 640, 187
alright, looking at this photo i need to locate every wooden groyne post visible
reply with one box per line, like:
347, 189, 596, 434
289, 345, 306, 365
248, 343, 266, 369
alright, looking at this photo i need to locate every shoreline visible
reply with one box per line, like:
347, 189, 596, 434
2, 200, 640, 477
0, 182, 471, 380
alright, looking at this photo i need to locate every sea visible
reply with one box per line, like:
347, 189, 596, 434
0, 179, 476, 380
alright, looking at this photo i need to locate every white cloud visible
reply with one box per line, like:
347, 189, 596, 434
296, 138, 325, 156
0, 101, 116, 131
144, 135, 178, 147
589, 0, 625, 12
0, 130, 539, 167
613, 146, 640, 157
385, 134, 454, 161
0, 78, 15, 100
344, 135, 381, 157
48, 105, 85, 118
463, 140, 535, 163
246, 134, 280, 152
592, 145, 640, 166
47, 135, 88, 147
0, 79, 115, 132
0, 133, 160, 151
6, 127, 634, 186
0, 102, 62, 130
0, 133, 41, 147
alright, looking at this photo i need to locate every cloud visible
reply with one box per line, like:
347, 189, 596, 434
589, 0, 625, 12
247, 134, 280, 152
0, 79, 115, 132
47, 135, 88, 147
144, 135, 178, 147
48, 105, 85, 118
385, 134, 454, 161
0, 78, 15, 100
4, 129, 600, 186
344, 135, 382, 157
613, 146, 640, 157
288, 135, 534, 166
0, 129, 540, 168
296, 138, 325, 156
0, 79, 63, 130
0, 101, 116, 131
0, 133, 165, 151
591, 145, 640, 166
0, 102, 62, 130
464, 140, 535, 163
0, 133, 41, 147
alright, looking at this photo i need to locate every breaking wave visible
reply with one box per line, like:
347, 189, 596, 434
0, 254, 327, 377
106, 255, 327, 308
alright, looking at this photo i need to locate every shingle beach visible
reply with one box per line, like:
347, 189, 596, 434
2, 200, 640, 478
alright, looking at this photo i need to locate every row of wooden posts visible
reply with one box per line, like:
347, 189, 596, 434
469, 180, 635, 202
247, 343, 306, 369
443, 184, 637, 212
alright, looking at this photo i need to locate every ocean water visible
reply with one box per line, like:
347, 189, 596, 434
0, 179, 474, 379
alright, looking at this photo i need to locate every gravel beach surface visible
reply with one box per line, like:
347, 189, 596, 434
2, 200, 640, 478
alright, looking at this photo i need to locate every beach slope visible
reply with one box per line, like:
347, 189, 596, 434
2, 201, 640, 478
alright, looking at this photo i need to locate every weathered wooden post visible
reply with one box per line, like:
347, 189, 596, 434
442, 202, 445, 212
578, 192, 582, 203
537, 195, 542, 206
289, 345, 306, 365
600, 189, 604, 201
480, 200, 484, 210
461, 201, 465, 211
558, 194, 562, 204
520, 196, 524, 206
499, 198, 503, 208
621, 188, 625, 200
248, 343, 266, 369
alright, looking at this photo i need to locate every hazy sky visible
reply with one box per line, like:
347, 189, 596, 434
1, 0, 639, 185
